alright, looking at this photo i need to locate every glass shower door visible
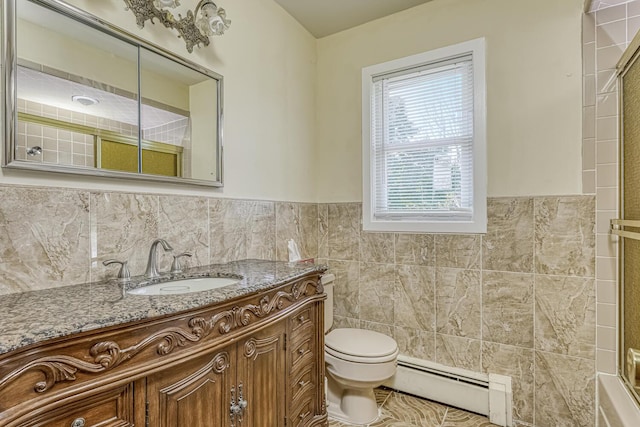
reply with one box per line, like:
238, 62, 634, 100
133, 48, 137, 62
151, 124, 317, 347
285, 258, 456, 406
616, 46, 640, 402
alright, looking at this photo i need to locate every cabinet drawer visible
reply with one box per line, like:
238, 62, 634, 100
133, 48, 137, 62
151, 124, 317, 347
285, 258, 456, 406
291, 307, 313, 333
18, 384, 135, 427
291, 336, 313, 368
290, 367, 315, 404
290, 398, 314, 427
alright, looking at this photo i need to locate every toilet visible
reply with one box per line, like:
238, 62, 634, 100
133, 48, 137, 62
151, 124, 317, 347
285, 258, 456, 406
322, 273, 399, 425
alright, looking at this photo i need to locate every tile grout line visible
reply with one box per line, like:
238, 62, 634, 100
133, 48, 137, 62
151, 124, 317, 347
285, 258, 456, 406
532, 272, 538, 427
433, 235, 437, 363
479, 233, 484, 375
532, 197, 537, 427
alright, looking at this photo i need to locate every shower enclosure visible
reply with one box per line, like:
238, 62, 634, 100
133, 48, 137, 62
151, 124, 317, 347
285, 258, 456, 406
614, 36, 640, 405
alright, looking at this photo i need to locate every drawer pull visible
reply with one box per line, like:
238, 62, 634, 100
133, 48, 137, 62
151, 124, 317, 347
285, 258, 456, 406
298, 380, 309, 387
298, 315, 305, 323
299, 410, 311, 419
298, 348, 305, 355
71, 419, 85, 427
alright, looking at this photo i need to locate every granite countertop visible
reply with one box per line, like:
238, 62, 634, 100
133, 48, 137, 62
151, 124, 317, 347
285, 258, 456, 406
0, 259, 326, 356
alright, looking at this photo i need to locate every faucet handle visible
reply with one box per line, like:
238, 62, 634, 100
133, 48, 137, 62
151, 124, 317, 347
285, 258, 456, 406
170, 252, 193, 274
103, 259, 131, 281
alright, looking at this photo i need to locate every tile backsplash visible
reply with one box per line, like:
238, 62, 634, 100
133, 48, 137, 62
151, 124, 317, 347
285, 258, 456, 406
0, 185, 595, 427
0, 185, 317, 295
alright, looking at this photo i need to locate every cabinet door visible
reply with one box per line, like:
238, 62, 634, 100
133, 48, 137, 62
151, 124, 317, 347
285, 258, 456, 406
146, 349, 234, 427
236, 323, 287, 427
17, 383, 135, 427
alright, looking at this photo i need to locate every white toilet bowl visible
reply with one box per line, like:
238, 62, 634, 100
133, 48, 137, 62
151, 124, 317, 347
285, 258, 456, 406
324, 328, 399, 425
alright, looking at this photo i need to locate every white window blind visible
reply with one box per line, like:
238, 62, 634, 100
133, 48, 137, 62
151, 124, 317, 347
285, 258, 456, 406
362, 39, 486, 233
371, 54, 474, 222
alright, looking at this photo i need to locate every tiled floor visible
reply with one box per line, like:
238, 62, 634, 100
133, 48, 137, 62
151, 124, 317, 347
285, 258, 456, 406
328, 388, 497, 427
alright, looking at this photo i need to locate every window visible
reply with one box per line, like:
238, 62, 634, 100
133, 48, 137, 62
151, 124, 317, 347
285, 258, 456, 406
362, 38, 486, 233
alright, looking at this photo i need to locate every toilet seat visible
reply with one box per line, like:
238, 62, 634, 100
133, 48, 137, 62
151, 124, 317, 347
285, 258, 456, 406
325, 328, 398, 364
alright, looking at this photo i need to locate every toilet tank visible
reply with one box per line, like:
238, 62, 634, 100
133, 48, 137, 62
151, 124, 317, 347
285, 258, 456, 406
321, 273, 335, 333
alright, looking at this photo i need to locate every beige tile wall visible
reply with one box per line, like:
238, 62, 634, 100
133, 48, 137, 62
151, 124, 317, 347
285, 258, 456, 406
583, 0, 640, 376
319, 197, 596, 427
0, 183, 596, 426
0, 186, 318, 294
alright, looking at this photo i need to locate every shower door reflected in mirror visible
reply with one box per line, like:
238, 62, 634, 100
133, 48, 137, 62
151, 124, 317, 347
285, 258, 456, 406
6, 0, 223, 186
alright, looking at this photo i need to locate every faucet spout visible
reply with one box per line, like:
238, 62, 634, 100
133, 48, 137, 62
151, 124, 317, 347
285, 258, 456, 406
145, 239, 174, 279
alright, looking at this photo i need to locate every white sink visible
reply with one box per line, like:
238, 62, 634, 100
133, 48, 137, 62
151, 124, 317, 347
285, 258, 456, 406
127, 277, 240, 296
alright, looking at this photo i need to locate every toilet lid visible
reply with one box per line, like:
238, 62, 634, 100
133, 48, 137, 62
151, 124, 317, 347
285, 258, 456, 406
325, 328, 397, 358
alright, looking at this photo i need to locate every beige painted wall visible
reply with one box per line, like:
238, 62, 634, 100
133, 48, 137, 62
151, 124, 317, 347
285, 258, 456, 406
2, 0, 318, 202
18, 19, 138, 94
3, 0, 585, 202
19, 18, 191, 111
316, 0, 584, 201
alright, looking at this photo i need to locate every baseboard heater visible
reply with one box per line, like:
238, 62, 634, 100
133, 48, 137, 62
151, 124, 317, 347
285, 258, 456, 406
384, 355, 513, 427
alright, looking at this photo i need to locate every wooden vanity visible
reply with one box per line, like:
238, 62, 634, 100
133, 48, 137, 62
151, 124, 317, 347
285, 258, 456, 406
0, 267, 327, 427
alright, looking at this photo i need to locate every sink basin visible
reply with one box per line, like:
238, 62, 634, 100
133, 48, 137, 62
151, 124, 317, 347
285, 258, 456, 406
127, 277, 240, 296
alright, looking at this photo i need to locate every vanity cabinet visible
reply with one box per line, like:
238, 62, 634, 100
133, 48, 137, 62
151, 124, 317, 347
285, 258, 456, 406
0, 273, 326, 427
146, 322, 286, 427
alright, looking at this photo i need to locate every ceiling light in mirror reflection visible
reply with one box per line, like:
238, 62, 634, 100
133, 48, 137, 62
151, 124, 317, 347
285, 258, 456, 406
71, 95, 99, 106
18, 66, 188, 137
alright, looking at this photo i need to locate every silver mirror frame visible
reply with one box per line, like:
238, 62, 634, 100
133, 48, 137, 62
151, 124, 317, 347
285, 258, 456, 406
2, 0, 224, 187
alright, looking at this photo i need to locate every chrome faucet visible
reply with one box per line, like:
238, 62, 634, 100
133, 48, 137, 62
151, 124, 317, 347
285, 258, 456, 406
145, 239, 173, 279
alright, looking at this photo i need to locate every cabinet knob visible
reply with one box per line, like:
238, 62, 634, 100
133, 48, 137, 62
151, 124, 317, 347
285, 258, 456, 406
298, 348, 305, 355
298, 315, 305, 322
71, 418, 85, 427
299, 411, 310, 419
298, 380, 309, 387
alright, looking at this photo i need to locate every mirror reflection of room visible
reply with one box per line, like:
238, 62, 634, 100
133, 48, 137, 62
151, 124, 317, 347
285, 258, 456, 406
14, 0, 219, 183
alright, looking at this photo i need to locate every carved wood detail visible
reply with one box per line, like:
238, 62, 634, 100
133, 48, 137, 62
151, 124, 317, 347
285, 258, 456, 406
0, 356, 105, 394
211, 351, 230, 374
0, 278, 321, 395
0, 325, 203, 394
243, 336, 280, 359
189, 279, 320, 339
159, 351, 229, 396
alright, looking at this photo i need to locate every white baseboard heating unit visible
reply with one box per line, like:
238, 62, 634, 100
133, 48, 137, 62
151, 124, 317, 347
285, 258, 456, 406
384, 355, 513, 427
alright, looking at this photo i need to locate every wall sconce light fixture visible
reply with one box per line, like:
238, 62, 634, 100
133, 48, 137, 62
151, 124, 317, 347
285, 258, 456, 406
123, 0, 231, 53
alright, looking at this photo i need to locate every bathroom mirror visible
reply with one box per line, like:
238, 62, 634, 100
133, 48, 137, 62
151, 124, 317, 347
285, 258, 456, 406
2, 0, 223, 186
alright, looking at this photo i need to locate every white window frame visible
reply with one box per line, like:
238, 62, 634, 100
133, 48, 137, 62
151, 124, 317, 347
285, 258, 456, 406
362, 38, 487, 234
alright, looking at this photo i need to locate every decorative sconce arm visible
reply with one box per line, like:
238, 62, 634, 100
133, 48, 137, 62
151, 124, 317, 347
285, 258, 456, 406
123, 0, 168, 29
123, 0, 231, 53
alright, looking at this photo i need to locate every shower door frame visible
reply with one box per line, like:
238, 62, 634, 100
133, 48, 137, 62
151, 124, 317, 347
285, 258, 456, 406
616, 35, 640, 406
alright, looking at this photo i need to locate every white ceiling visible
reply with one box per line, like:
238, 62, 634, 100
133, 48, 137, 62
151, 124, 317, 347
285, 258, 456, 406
272, 0, 433, 38
18, 67, 185, 130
